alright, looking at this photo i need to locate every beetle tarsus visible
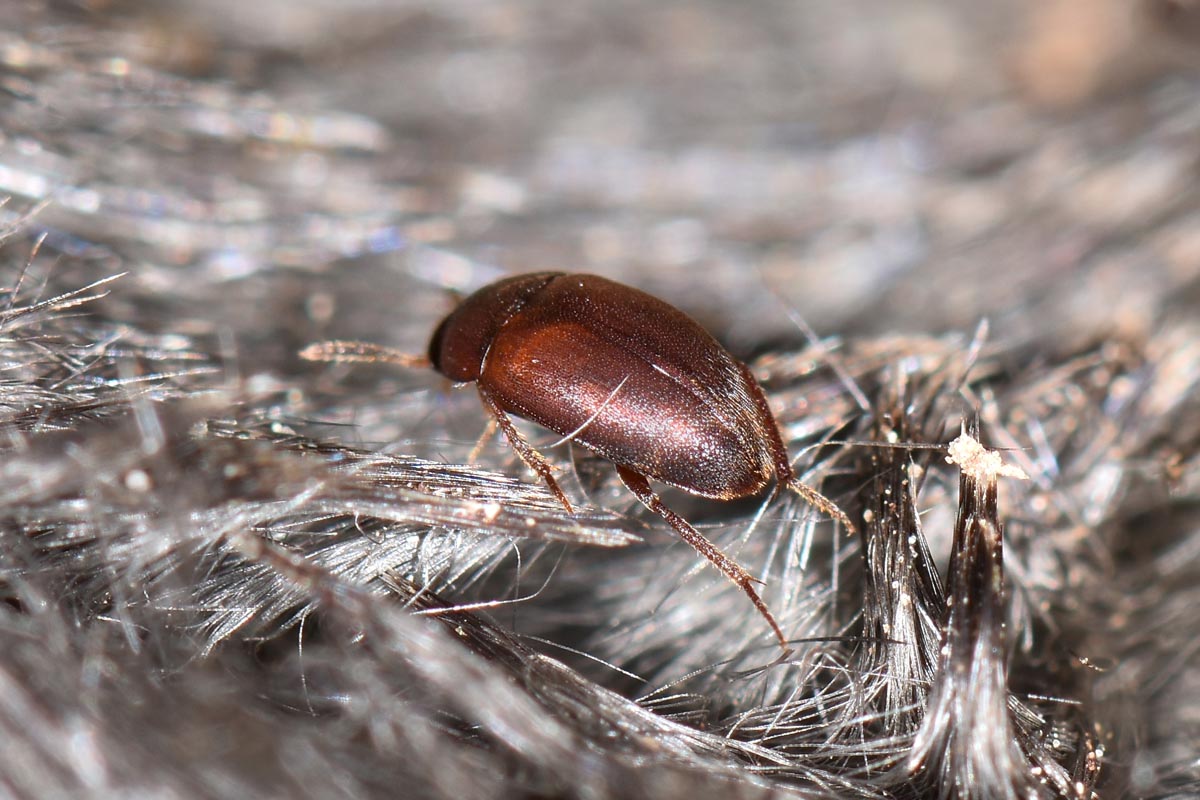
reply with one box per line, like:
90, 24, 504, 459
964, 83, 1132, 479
616, 465, 789, 650
785, 478, 857, 536
479, 387, 575, 514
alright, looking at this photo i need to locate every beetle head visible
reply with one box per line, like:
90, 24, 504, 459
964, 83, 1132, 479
427, 272, 562, 382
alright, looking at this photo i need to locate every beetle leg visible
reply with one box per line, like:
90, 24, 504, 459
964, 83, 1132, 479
738, 362, 858, 536
467, 417, 498, 464
616, 465, 788, 650
478, 387, 575, 514
785, 477, 857, 536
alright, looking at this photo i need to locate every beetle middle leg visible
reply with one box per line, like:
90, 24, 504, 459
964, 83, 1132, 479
738, 362, 857, 536
478, 386, 575, 513
616, 465, 789, 650
467, 417, 498, 464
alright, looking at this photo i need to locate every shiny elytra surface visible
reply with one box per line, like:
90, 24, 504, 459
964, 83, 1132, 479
430, 273, 776, 500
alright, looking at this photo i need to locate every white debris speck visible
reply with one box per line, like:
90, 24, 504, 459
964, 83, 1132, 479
946, 433, 1029, 480
124, 469, 152, 492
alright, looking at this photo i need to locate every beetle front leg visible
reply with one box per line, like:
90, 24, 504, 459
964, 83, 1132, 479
478, 387, 575, 514
616, 465, 789, 650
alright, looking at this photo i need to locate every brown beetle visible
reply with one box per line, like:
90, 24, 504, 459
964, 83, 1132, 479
303, 273, 854, 649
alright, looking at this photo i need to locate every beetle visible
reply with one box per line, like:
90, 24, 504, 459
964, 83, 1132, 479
302, 272, 854, 649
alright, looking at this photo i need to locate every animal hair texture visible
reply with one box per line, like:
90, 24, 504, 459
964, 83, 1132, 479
0, 2, 1197, 799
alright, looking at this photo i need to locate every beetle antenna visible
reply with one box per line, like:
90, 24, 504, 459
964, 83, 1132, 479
299, 340, 431, 368
786, 478, 858, 536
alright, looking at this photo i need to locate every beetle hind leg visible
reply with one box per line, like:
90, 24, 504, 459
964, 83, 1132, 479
478, 387, 574, 514
785, 477, 857, 536
616, 465, 788, 650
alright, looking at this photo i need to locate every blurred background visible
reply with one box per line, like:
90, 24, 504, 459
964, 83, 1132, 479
5, 0, 1199, 352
